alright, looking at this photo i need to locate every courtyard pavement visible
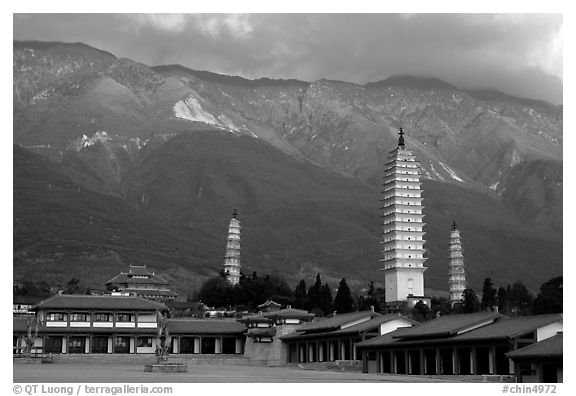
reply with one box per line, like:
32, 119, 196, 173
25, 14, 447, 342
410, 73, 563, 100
13, 363, 466, 383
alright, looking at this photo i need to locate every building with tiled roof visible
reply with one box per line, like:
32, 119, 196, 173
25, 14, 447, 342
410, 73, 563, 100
237, 304, 315, 366
13, 294, 245, 356
105, 265, 178, 302
281, 310, 417, 363
506, 333, 563, 383
356, 312, 562, 378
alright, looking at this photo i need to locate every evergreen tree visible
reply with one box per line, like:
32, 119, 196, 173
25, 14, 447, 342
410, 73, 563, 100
306, 273, 323, 311
294, 279, 308, 309
334, 278, 354, 313
321, 283, 334, 315
481, 278, 498, 311
533, 276, 562, 315
459, 288, 481, 313
497, 286, 508, 314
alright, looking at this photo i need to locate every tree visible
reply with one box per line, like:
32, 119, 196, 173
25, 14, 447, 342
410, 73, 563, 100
481, 278, 498, 311
306, 273, 323, 311
459, 288, 481, 313
411, 300, 432, 322
532, 276, 562, 315
320, 283, 334, 315
497, 286, 509, 314
358, 282, 382, 312
197, 276, 229, 308
430, 296, 452, 317
334, 278, 354, 313
294, 279, 308, 309
64, 278, 81, 294
508, 281, 534, 316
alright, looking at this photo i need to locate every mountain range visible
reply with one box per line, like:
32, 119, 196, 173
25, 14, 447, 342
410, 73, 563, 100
13, 41, 563, 297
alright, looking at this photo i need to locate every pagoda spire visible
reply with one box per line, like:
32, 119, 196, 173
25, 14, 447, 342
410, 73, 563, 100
448, 221, 466, 306
223, 209, 241, 285
398, 127, 406, 148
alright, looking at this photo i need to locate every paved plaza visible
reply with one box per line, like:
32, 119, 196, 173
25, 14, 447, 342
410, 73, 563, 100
14, 363, 464, 383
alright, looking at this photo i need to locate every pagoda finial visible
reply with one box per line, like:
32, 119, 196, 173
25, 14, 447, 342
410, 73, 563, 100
398, 127, 406, 148
232, 208, 238, 219
452, 220, 457, 230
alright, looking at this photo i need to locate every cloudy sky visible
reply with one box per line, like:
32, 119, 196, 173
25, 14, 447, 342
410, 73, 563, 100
13, 13, 563, 104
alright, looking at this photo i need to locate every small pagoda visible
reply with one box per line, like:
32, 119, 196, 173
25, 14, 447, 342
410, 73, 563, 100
223, 209, 242, 285
448, 221, 467, 306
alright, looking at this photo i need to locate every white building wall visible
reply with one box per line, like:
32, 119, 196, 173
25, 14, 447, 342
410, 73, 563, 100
536, 322, 563, 342
379, 319, 415, 335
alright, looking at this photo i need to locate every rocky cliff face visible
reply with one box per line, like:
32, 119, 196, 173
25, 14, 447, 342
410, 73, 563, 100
13, 41, 562, 294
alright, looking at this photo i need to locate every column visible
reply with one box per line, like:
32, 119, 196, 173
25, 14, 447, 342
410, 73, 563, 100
329, 342, 334, 361
107, 337, 113, 354
435, 347, 441, 375
85, 336, 90, 354
352, 338, 356, 360
129, 337, 135, 354
194, 337, 201, 354
470, 347, 477, 374
235, 338, 243, 354
62, 336, 67, 354
489, 346, 496, 374
340, 340, 345, 360
453, 348, 458, 375
319, 343, 324, 362
215, 337, 222, 354
419, 349, 425, 375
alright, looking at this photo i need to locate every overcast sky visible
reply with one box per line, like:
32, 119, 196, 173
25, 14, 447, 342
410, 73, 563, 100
13, 13, 563, 104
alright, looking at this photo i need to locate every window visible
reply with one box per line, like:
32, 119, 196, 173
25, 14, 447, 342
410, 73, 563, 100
47, 312, 67, 321
70, 313, 90, 322
116, 313, 133, 322
408, 278, 414, 290
94, 313, 113, 322
137, 337, 152, 348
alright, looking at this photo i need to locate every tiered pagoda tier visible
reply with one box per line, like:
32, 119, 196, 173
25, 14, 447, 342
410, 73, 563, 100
380, 128, 427, 303
448, 221, 466, 306
223, 209, 241, 285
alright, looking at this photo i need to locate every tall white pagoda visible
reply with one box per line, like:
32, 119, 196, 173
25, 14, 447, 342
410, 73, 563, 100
448, 220, 466, 305
380, 128, 427, 304
223, 209, 241, 285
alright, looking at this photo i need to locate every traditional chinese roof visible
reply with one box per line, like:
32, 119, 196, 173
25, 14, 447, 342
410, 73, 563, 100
506, 333, 563, 360
357, 313, 563, 348
281, 313, 415, 341
258, 300, 282, 309
390, 311, 502, 339
296, 311, 380, 333
264, 308, 315, 320
32, 294, 168, 311
105, 265, 170, 286
167, 319, 245, 334
122, 289, 178, 298
237, 313, 274, 324
247, 327, 277, 338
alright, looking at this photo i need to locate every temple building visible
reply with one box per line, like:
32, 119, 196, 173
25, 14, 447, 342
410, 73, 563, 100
223, 209, 241, 285
448, 221, 467, 306
105, 265, 178, 302
380, 128, 428, 306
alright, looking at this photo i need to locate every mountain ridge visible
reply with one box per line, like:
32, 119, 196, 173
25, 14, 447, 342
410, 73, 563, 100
12, 40, 563, 296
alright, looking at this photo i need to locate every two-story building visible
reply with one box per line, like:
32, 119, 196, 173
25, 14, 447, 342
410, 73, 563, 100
13, 294, 246, 356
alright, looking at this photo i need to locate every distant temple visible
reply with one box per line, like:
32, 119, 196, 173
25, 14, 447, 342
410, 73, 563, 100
448, 221, 466, 305
380, 128, 428, 306
223, 209, 241, 285
105, 265, 177, 302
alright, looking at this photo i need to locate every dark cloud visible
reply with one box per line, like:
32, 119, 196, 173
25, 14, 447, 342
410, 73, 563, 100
13, 13, 562, 104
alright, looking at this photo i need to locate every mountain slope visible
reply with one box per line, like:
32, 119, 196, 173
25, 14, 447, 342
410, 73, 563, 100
12, 41, 563, 294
